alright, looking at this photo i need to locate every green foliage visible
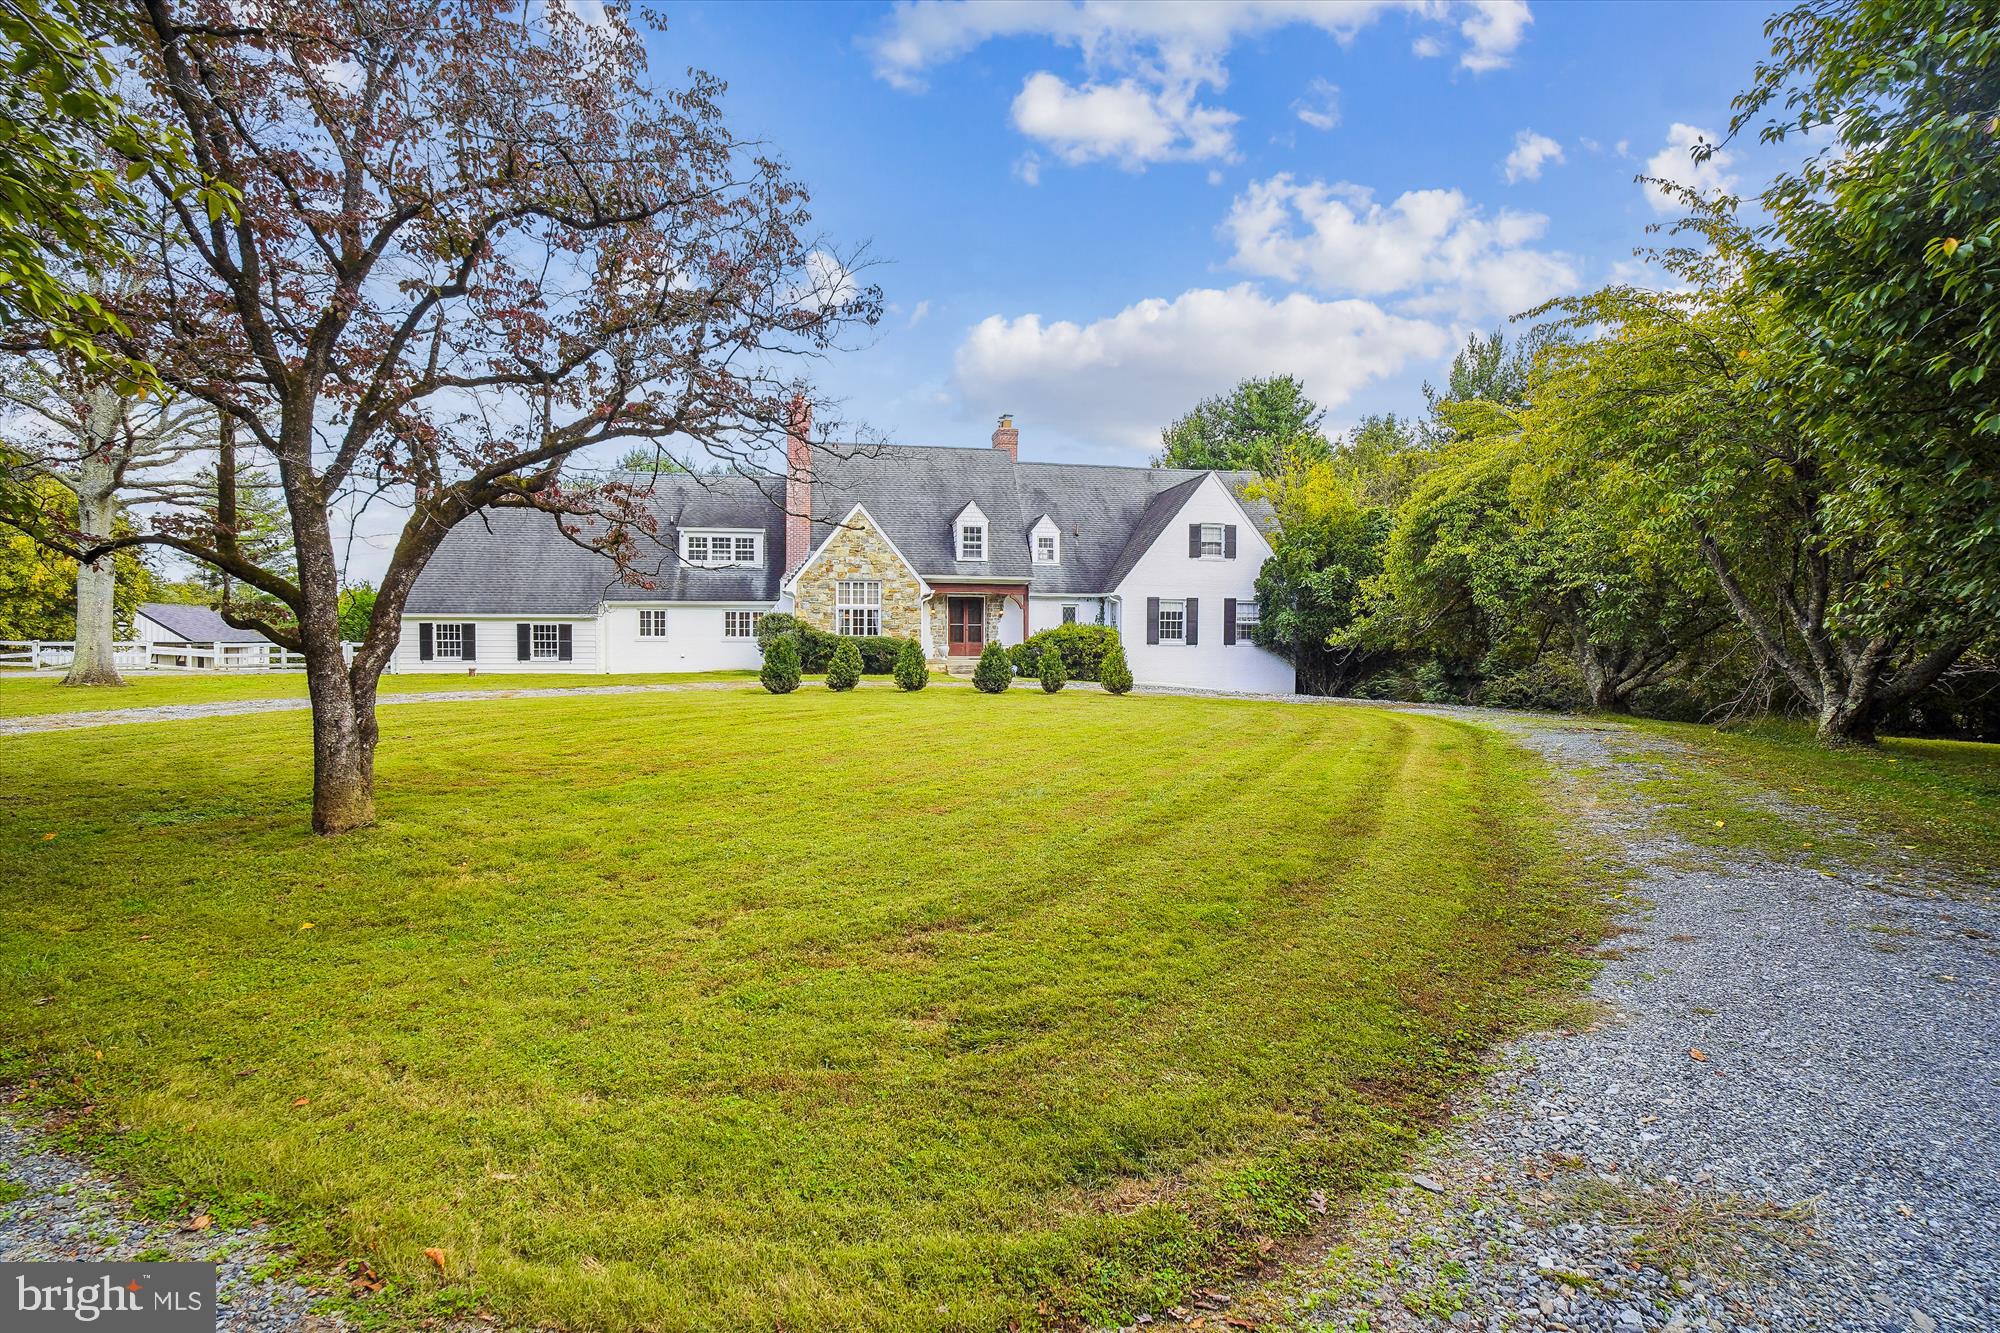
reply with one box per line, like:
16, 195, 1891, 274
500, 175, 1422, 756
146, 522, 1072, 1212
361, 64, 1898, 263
1037, 645, 1067, 693
824, 638, 862, 691
1007, 622, 1120, 681
760, 635, 801, 694
892, 638, 928, 691
972, 639, 1012, 693
1155, 375, 1331, 474
190, 466, 294, 600
1246, 457, 1392, 695
336, 584, 376, 643
0, 477, 148, 638
754, 614, 916, 674
1099, 640, 1134, 695
1421, 331, 1533, 446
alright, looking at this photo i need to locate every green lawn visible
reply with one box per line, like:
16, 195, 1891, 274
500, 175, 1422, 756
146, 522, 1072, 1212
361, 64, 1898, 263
0, 670, 759, 717
0, 689, 1600, 1331
1625, 719, 2000, 886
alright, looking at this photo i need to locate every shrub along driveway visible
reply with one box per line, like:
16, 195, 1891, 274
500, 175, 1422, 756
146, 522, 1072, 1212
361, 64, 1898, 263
0, 688, 1598, 1332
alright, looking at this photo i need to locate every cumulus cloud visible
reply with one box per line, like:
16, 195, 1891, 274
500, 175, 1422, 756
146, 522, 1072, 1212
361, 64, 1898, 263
868, 2, 1535, 169
1011, 71, 1237, 167
1643, 122, 1737, 213
1221, 174, 1578, 321
954, 284, 1450, 452
1292, 77, 1341, 132
1502, 129, 1564, 183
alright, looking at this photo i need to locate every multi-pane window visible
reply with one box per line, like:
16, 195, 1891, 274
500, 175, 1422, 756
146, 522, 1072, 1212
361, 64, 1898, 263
959, 524, 985, 561
433, 622, 463, 659
684, 532, 762, 567
531, 624, 562, 659
1198, 523, 1226, 558
1061, 604, 1079, 624
1035, 533, 1058, 563
1157, 599, 1186, 644
638, 610, 668, 638
1235, 600, 1261, 637
723, 610, 764, 639
837, 580, 881, 636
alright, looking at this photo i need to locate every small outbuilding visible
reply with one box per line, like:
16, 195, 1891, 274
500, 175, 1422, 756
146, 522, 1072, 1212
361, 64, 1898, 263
133, 602, 276, 669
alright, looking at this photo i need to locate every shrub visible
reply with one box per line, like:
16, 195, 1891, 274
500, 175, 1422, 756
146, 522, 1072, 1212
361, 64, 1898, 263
893, 638, 928, 691
1477, 655, 1588, 712
1007, 622, 1119, 681
1099, 640, 1133, 695
1038, 645, 1067, 693
825, 638, 862, 691
972, 640, 1013, 694
756, 612, 916, 674
760, 635, 801, 694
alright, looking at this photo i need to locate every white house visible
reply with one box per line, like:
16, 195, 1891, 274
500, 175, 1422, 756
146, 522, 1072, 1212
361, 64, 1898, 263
398, 416, 1296, 694
133, 602, 276, 669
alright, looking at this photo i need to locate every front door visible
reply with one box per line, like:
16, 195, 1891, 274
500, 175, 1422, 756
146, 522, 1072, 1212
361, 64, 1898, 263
947, 596, 986, 656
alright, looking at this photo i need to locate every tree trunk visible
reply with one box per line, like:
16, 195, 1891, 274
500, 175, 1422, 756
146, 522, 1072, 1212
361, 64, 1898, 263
62, 400, 126, 688
306, 649, 377, 833
1816, 693, 1880, 745
1577, 641, 1628, 713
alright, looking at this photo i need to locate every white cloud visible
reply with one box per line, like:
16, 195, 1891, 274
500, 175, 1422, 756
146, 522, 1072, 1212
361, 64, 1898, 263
1459, 0, 1532, 72
954, 284, 1450, 453
908, 300, 932, 329
1578, 136, 1602, 154
1011, 71, 1237, 167
1412, 34, 1445, 58
1292, 77, 1341, 131
1014, 152, 1042, 186
868, 2, 1536, 170
1643, 122, 1737, 213
1502, 129, 1564, 183
1221, 174, 1578, 321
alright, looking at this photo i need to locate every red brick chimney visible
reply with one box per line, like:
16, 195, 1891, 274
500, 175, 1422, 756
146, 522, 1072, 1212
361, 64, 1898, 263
991, 413, 1018, 461
784, 396, 813, 575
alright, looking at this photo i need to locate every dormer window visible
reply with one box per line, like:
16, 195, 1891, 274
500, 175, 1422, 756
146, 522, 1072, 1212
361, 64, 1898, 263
954, 501, 989, 562
683, 530, 763, 568
1030, 514, 1061, 565
1035, 534, 1057, 562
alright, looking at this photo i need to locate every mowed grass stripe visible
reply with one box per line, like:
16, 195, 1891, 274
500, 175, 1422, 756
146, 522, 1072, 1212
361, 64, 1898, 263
0, 688, 1599, 1332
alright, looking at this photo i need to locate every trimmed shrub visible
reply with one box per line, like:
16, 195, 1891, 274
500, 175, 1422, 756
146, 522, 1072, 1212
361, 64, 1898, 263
755, 612, 916, 674
760, 635, 801, 694
1099, 640, 1133, 695
1007, 622, 1119, 681
972, 640, 1013, 694
893, 638, 928, 692
1037, 645, 1067, 693
825, 638, 862, 691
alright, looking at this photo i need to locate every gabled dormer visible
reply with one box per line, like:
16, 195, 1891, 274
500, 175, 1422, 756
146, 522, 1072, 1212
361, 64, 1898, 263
1029, 514, 1061, 566
954, 501, 988, 562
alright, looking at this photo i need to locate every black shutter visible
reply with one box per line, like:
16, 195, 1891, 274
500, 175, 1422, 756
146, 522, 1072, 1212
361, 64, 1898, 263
517, 623, 531, 661
558, 624, 573, 661
1224, 598, 1237, 645
1224, 524, 1237, 558
1185, 598, 1199, 646
1146, 597, 1160, 645
1188, 523, 1202, 557
460, 623, 476, 662
418, 622, 433, 661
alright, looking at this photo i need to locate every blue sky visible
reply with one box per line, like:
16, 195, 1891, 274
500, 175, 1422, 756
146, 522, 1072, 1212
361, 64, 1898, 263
643, 0, 1792, 466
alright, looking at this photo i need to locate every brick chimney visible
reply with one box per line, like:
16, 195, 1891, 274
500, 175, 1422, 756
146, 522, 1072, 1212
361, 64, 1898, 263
784, 396, 813, 575
991, 413, 1018, 461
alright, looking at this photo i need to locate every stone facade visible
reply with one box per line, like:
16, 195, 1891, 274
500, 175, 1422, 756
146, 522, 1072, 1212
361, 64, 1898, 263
792, 512, 923, 641
925, 592, 1005, 660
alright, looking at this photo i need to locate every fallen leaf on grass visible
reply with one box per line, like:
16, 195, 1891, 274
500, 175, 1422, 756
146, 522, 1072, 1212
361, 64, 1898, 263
1688, 1048, 1708, 1062
183, 1214, 212, 1232
348, 1262, 384, 1295
299, 922, 314, 931
424, 1247, 447, 1273
1306, 1188, 1327, 1214
40, 833, 57, 842
489, 1172, 519, 1182
291, 1096, 310, 1107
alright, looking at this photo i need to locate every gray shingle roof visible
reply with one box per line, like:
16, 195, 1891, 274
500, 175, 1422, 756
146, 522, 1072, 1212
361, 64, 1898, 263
403, 446, 1281, 615
136, 602, 272, 643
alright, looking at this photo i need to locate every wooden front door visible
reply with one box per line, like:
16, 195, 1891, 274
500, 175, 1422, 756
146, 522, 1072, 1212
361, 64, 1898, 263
947, 596, 986, 656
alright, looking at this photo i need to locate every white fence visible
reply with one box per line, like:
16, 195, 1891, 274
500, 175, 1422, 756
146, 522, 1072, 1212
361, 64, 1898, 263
0, 640, 355, 672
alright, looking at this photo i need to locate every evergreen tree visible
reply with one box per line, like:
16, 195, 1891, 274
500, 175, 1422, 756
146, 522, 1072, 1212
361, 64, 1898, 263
972, 640, 1012, 693
893, 638, 928, 691
1037, 644, 1067, 693
825, 638, 862, 691
761, 635, 802, 694
1099, 640, 1134, 695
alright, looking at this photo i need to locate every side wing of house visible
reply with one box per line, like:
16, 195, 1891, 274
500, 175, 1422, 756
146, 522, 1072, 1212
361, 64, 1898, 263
1109, 473, 1295, 694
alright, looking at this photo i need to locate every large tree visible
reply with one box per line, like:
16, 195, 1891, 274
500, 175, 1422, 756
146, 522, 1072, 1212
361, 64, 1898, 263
13, 1, 878, 831
1155, 374, 1329, 473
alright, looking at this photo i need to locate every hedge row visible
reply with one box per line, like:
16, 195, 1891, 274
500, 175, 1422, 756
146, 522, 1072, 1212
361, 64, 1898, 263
754, 612, 917, 674
1005, 622, 1120, 681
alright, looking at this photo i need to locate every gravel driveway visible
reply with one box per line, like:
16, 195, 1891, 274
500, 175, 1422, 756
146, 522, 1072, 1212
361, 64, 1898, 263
3, 706, 1993, 1332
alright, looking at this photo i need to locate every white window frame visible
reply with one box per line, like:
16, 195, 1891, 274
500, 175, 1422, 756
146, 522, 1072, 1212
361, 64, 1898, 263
836, 580, 882, 637
530, 623, 562, 660
1061, 603, 1078, 624
1198, 523, 1226, 559
1157, 599, 1186, 645
433, 622, 464, 660
1234, 600, 1261, 639
682, 530, 764, 568
638, 609, 668, 638
958, 523, 986, 562
723, 610, 764, 640
1035, 533, 1059, 563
